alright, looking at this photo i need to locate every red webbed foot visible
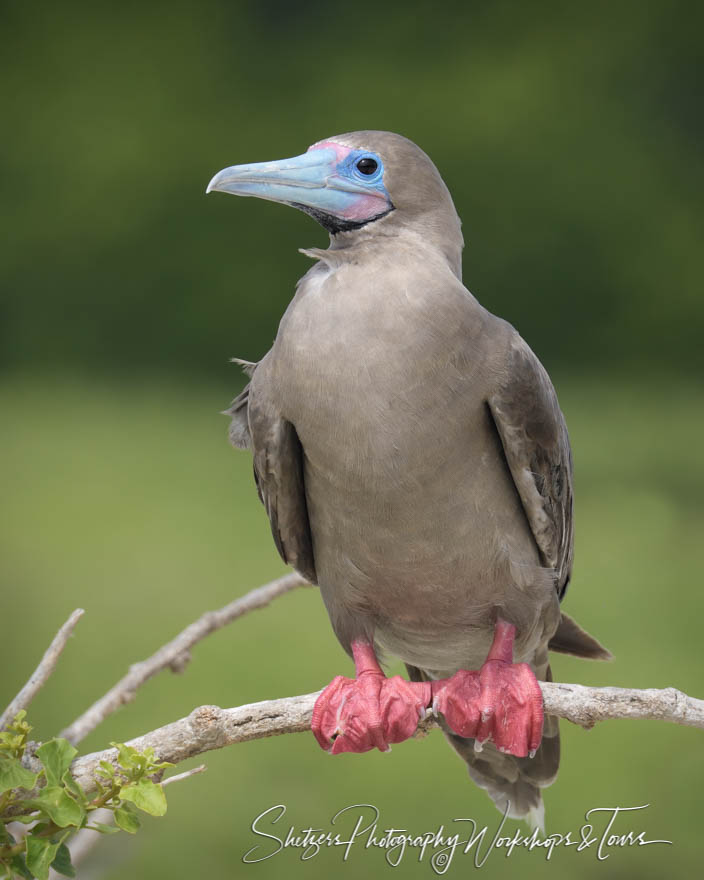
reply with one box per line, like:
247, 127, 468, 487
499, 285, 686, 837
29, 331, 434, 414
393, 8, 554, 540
431, 619, 544, 758
311, 642, 431, 754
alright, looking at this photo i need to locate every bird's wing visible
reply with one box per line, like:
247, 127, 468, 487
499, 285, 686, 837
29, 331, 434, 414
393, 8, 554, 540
487, 336, 574, 598
225, 361, 317, 584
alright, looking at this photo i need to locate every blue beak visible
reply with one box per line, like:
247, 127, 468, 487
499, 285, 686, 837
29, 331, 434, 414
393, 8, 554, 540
206, 148, 387, 219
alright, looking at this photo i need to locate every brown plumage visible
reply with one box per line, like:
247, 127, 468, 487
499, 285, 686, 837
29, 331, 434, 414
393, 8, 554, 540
214, 131, 609, 825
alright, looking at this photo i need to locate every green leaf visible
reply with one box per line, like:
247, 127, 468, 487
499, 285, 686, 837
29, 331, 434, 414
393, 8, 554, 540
114, 806, 140, 834
0, 713, 32, 763
0, 754, 39, 795
3, 713, 30, 738
120, 778, 166, 816
60, 771, 86, 805
31, 787, 84, 828
29, 823, 50, 836
146, 762, 172, 775
110, 744, 140, 773
50, 843, 75, 878
9, 855, 33, 880
35, 741, 77, 788
0, 735, 23, 754
86, 822, 120, 835
25, 837, 60, 880
97, 761, 115, 779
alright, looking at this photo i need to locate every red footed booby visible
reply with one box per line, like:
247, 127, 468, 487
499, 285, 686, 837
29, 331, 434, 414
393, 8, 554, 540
207, 131, 610, 826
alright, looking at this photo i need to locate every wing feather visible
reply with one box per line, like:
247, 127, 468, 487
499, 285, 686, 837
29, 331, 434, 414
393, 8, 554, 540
225, 362, 316, 584
488, 337, 573, 598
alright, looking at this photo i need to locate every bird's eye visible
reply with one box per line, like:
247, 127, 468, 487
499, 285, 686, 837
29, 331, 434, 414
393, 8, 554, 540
356, 157, 378, 175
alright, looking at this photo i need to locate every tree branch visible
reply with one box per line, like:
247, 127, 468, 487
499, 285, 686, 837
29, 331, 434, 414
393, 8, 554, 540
7, 589, 702, 836
59, 573, 308, 745
1, 609, 85, 730
64, 681, 703, 794
538, 681, 704, 729
161, 764, 207, 787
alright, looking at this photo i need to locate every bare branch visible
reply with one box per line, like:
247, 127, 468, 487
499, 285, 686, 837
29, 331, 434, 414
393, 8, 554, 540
65, 681, 703, 795
59, 573, 308, 745
539, 681, 704, 729
1, 609, 85, 730
162, 764, 207, 786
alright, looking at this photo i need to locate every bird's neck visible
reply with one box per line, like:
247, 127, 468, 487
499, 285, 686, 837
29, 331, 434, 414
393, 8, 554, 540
326, 219, 464, 282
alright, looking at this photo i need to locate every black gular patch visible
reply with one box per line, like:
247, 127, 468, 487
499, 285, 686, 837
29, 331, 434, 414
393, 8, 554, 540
289, 202, 395, 235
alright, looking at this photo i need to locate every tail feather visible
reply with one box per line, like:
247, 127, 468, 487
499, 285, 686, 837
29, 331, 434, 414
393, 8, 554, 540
407, 615, 608, 824
408, 662, 560, 826
548, 613, 612, 660
445, 722, 559, 829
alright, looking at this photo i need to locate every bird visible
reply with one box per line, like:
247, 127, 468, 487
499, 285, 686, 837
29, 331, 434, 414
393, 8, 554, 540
207, 131, 610, 827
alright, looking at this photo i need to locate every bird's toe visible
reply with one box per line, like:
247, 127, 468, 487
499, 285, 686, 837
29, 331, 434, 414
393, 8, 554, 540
311, 673, 430, 754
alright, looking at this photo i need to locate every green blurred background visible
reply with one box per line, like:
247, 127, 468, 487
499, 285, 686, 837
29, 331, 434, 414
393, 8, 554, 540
2, 0, 702, 877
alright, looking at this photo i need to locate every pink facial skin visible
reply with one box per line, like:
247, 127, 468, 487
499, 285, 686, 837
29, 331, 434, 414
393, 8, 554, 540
341, 192, 389, 221
307, 140, 389, 222
307, 139, 353, 162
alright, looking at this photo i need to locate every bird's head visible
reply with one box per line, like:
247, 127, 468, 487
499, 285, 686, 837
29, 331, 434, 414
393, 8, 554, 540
207, 131, 462, 272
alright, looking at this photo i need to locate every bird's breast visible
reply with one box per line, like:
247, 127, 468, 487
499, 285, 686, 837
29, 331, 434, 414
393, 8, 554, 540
269, 258, 513, 529
274, 262, 502, 488
273, 259, 488, 447
264, 258, 543, 655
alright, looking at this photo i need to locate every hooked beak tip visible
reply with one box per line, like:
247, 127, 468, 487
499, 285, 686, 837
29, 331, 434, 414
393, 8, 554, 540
206, 167, 231, 195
